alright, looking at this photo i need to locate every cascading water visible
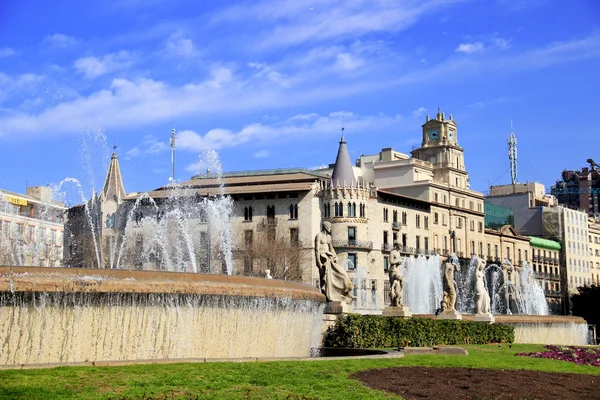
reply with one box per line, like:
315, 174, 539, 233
402, 254, 443, 314
352, 265, 378, 313
515, 262, 549, 315
456, 255, 479, 314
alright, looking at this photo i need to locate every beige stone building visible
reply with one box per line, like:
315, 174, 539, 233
72, 109, 565, 314
588, 218, 600, 285
0, 186, 66, 267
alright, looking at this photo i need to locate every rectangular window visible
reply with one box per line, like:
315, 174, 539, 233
434, 212, 439, 224
471, 240, 475, 256
487, 243, 491, 257
383, 231, 388, 245
267, 227, 276, 241
244, 230, 253, 247
348, 227, 356, 242
416, 236, 421, 250
424, 216, 429, 230
384, 256, 389, 272
495, 245, 499, 258
507, 247, 511, 260
347, 254, 357, 270
478, 221, 483, 233
290, 228, 299, 244
402, 234, 407, 247
424, 237, 429, 251
416, 215, 421, 228
444, 236, 448, 251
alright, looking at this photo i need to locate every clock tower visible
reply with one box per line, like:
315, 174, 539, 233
411, 108, 469, 189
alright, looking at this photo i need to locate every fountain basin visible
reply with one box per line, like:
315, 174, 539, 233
414, 314, 589, 345
0, 266, 325, 367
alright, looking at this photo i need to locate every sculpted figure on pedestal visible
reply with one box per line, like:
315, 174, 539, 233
440, 259, 460, 312
389, 241, 404, 306
315, 221, 355, 303
475, 258, 491, 315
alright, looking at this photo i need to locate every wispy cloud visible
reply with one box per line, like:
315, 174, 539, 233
0, 48, 16, 58
163, 35, 196, 58
215, 0, 465, 49
455, 42, 485, 54
43, 33, 78, 47
74, 51, 134, 79
178, 111, 403, 155
412, 107, 427, 118
253, 149, 270, 159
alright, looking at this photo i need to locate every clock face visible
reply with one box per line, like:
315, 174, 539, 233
448, 129, 455, 139
428, 129, 439, 140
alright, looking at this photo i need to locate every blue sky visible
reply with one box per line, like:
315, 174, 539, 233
1, 0, 599, 203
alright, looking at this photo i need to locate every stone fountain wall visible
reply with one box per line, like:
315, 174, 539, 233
0, 267, 325, 367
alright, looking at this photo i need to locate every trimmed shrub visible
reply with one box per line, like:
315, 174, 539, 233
323, 314, 514, 348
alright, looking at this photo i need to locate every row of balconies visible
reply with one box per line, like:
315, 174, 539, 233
544, 289, 562, 297
536, 272, 561, 281
532, 255, 559, 265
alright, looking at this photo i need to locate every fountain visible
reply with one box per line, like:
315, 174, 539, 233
402, 254, 443, 314
0, 150, 326, 368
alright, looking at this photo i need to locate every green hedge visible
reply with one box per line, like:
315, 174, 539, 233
323, 314, 514, 348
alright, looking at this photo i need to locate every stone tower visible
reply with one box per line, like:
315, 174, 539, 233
411, 108, 470, 190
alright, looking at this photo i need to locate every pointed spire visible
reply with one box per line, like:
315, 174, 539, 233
101, 152, 126, 203
331, 135, 356, 188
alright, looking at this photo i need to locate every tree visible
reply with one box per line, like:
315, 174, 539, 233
235, 226, 309, 281
571, 284, 600, 329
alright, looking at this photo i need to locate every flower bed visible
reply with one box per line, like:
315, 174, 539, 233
516, 345, 600, 366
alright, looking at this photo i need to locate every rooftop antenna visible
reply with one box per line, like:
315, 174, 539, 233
508, 120, 518, 185
169, 128, 176, 183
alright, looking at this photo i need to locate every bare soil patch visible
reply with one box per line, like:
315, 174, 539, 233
353, 366, 600, 400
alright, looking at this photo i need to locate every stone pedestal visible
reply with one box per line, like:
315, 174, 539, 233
382, 305, 412, 317
437, 310, 462, 320
474, 313, 495, 323
324, 301, 343, 315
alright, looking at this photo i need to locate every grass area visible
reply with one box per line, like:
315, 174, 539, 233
1, 344, 599, 400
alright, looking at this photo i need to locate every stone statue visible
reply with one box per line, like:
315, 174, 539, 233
475, 258, 491, 315
389, 241, 404, 306
440, 259, 460, 313
264, 269, 273, 279
315, 221, 355, 303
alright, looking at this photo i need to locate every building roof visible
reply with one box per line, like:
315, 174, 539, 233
190, 167, 329, 180
331, 136, 356, 187
0, 189, 66, 209
101, 152, 126, 203
127, 170, 327, 200
529, 236, 561, 250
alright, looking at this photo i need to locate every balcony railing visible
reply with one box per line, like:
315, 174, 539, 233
544, 289, 562, 297
332, 240, 373, 250
391, 221, 401, 230
381, 243, 393, 252
261, 217, 277, 226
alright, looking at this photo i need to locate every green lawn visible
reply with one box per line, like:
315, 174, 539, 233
0, 345, 598, 400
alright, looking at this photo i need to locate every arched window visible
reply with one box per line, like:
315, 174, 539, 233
334, 202, 339, 217
352, 202, 356, 217
347, 202, 352, 217
244, 206, 253, 221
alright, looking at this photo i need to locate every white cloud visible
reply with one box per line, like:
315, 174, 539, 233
215, 0, 462, 49
0, 48, 16, 58
125, 146, 141, 159
253, 149, 270, 159
455, 42, 485, 54
248, 62, 291, 87
334, 53, 364, 71
164, 36, 196, 58
74, 51, 133, 79
412, 107, 427, 118
494, 38, 511, 50
43, 33, 78, 47
178, 111, 403, 155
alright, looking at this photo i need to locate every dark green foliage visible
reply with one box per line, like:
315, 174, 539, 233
571, 284, 600, 327
323, 314, 514, 348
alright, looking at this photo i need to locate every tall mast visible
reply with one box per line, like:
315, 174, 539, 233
508, 120, 518, 185
169, 128, 176, 182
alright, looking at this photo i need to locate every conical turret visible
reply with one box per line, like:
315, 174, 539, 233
101, 152, 126, 203
331, 136, 356, 187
